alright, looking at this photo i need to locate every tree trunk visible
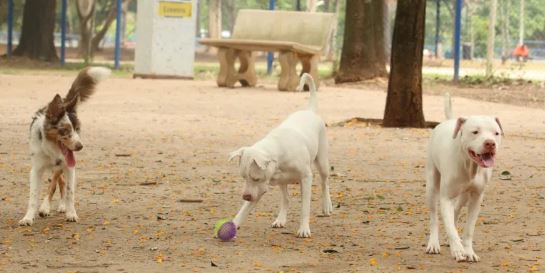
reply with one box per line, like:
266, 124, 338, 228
207, 0, 221, 53
486, 0, 497, 77
76, 0, 96, 62
519, 0, 524, 44
500, 0, 510, 64
383, 0, 426, 128
325, 0, 341, 61
307, 0, 317, 12
91, 0, 132, 52
12, 0, 58, 61
335, 0, 387, 83
223, 0, 236, 33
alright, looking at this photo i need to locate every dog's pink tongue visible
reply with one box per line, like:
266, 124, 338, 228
482, 156, 495, 168
65, 150, 76, 168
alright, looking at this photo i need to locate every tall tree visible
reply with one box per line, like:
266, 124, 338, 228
307, 0, 317, 12
12, 0, 58, 61
92, 0, 132, 51
335, 0, 387, 83
76, 0, 96, 62
486, 0, 497, 77
207, 0, 221, 53
325, 0, 341, 61
383, 0, 426, 128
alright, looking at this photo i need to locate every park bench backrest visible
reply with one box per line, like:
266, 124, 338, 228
232, 9, 335, 49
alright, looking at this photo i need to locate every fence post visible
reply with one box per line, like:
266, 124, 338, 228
267, 0, 276, 75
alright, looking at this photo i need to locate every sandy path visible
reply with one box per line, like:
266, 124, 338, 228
0, 72, 543, 272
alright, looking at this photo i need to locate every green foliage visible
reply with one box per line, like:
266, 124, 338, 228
425, 0, 545, 58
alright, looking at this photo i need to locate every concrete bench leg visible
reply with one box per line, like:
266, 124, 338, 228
299, 54, 320, 90
237, 51, 257, 87
217, 48, 257, 88
278, 51, 299, 91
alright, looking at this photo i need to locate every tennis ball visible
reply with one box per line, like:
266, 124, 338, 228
214, 219, 237, 241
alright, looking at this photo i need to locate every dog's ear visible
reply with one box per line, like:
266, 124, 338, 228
495, 117, 504, 136
228, 147, 247, 163
253, 153, 274, 170
453, 117, 466, 139
46, 94, 65, 123
64, 95, 80, 113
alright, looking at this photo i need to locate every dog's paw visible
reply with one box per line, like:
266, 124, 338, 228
271, 219, 286, 228
18, 217, 34, 226
425, 240, 441, 254
38, 204, 50, 218
57, 203, 66, 213
464, 247, 480, 262
38, 211, 50, 218
322, 200, 333, 216
65, 211, 79, 222
450, 241, 466, 262
296, 226, 311, 238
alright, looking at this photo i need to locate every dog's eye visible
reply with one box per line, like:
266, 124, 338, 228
472, 130, 479, 135
58, 128, 67, 135
495, 132, 500, 136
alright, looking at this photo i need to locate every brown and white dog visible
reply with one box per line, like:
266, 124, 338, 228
19, 67, 110, 226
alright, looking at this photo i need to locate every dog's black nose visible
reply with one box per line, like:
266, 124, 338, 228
74, 143, 83, 151
242, 194, 252, 202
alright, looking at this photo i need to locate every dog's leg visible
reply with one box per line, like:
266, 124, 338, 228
297, 173, 313, 238
272, 184, 289, 228
19, 167, 44, 226
462, 192, 484, 262
315, 136, 332, 216
454, 193, 469, 223
425, 167, 441, 254
38, 175, 56, 217
63, 167, 78, 222
57, 171, 66, 213
440, 193, 466, 261
233, 200, 258, 228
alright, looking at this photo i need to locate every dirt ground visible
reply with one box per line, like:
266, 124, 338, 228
0, 71, 544, 273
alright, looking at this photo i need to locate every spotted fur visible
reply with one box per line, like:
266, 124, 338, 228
19, 66, 110, 226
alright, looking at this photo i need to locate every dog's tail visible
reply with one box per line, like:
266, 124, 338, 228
444, 92, 453, 120
297, 73, 317, 111
64, 66, 111, 105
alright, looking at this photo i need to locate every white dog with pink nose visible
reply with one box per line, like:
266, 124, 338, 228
425, 94, 504, 262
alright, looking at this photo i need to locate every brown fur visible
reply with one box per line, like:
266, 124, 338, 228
65, 67, 99, 106
46, 170, 65, 204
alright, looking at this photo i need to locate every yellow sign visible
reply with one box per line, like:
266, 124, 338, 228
158, 1, 192, 18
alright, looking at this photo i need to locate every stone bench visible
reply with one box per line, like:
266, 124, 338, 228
200, 9, 334, 91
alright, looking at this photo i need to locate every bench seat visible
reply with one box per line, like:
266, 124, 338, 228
200, 10, 334, 91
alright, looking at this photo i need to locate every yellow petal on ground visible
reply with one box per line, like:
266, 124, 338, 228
369, 257, 377, 266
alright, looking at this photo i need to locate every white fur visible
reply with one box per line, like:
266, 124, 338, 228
229, 73, 331, 238
87, 67, 111, 82
425, 99, 503, 262
19, 67, 107, 226
19, 114, 80, 226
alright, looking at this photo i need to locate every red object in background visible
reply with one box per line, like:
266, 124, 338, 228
513, 44, 529, 57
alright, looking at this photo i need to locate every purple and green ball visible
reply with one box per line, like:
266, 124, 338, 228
214, 219, 237, 241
